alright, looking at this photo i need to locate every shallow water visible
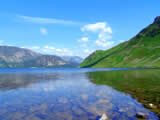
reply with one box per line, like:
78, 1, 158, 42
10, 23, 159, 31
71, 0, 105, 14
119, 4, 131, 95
0, 68, 158, 120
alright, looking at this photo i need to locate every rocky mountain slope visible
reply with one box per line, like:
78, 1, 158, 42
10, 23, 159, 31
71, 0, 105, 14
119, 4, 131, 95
0, 46, 80, 68
80, 16, 160, 68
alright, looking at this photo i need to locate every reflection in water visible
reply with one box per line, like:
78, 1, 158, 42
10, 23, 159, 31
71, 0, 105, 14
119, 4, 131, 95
0, 68, 158, 120
89, 69, 160, 118
0, 73, 59, 90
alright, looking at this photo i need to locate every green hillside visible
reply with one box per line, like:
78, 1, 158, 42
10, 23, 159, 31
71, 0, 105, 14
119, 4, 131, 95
80, 16, 160, 68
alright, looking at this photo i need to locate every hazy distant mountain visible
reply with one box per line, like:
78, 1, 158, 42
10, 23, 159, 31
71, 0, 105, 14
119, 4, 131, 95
23, 55, 72, 68
61, 56, 83, 64
80, 16, 160, 68
0, 46, 80, 68
0, 46, 40, 63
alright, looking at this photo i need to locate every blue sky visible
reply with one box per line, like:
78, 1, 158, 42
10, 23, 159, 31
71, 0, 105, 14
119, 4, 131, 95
0, 0, 160, 57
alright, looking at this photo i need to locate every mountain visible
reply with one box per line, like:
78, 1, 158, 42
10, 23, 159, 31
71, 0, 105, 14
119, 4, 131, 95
23, 55, 72, 68
0, 46, 78, 68
80, 16, 160, 68
61, 56, 83, 64
0, 46, 40, 63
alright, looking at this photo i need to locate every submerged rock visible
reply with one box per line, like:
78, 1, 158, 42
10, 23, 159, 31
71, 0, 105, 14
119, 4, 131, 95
136, 112, 148, 119
148, 103, 157, 109
144, 103, 157, 109
99, 113, 109, 120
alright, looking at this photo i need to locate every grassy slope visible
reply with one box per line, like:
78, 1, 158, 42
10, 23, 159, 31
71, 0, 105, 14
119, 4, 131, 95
80, 19, 160, 68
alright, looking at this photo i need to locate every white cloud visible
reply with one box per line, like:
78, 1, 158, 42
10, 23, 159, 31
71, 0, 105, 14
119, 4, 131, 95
17, 15, 81, 25
78, 37, 89, 42
44, 45, 55, 50
81, 22, 114, 48
21, 46, 40, 50
21, 45, 92, 58
40, 28, 48, 35
81, 22, 112, 33
20, 46, 73, 56
42, 46, 73, 56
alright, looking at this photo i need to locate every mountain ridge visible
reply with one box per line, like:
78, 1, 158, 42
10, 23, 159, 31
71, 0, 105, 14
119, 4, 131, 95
80, 16, 160, 68
0, 46, 82, 68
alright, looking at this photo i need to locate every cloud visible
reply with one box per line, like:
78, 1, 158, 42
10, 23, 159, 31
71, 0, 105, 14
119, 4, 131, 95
40, 28, 48, 35
81, 22, 114, 48
78, 37, 89, 42
21, 45, 92, 58
42, 46, 73, 56
21, 46, 40, 50
20, 46, 73, 56
44, 45, 55, 50
81, 22, 112, 33
17, 15, 81, 25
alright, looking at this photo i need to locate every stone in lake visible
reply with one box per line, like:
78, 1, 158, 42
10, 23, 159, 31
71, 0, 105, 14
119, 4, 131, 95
136, 112, 148, 119
148, 103, 157, 109
99, 113, 109, 120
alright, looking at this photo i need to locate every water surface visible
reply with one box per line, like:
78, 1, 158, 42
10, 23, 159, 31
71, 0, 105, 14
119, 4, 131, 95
0, 68, 158, 120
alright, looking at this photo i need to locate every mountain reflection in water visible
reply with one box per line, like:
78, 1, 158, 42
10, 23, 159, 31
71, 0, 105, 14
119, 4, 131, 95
0, 68, 158, 120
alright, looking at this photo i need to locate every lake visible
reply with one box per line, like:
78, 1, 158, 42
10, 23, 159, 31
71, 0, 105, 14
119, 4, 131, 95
0, 68, 159, 120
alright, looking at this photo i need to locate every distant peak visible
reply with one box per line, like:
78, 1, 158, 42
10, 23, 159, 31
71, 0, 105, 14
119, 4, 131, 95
154, 16, 160, 24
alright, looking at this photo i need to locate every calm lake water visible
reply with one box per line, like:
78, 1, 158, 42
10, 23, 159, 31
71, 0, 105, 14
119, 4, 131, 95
0, 68, 159, 120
